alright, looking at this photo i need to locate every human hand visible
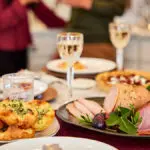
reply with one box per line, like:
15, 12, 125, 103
58, 0, 93, 10
19, 0, 40, 6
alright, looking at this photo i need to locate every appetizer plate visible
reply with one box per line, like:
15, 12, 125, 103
0, 137, 117, 150
0, 117, 60, 144
46, 57, 116, 75
56, 97, 150, 138
0, 80, 48, 99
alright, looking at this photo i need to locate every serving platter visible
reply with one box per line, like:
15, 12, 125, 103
0, 117, 60, 144
56, 97, 150, 138
46, 57, 116, 75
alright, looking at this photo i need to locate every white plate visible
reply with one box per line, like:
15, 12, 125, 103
0, 136, 117, 150
72, 78, 96, 89
46, 57, 116, 75
0, 117, 60, 144
0, 80, 48, 99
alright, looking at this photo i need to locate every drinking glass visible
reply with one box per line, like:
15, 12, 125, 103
109, 23, 131, 70
2, 73, 34, 101
57, 32, 83, 100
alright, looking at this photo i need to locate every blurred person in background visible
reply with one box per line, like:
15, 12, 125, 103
0, 0, 66, 76
118, 0, 150, 26
55, 0, 127, 59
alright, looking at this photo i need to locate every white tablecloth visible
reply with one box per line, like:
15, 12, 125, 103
40, 73, 106, 110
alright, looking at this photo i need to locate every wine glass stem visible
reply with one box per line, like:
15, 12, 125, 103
67, 66, 74, 99
116, 49, 124, 70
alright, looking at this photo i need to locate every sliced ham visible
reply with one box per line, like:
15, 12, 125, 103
104, 84, 150, 114
104, 86, 119, 114
78, 98, 105, 115
73, 101, 94, 119
66, 103, 83, 119
138, 103, 150, 135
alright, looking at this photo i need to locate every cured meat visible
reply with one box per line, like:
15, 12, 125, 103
138, 103, 150, 135
74, 101, 94, 118
104, 84, 150, 114
66, 103, 83, 119
104, 86, 119, 114
78, 98, 105, 115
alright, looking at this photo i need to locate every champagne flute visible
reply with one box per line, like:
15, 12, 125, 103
57, 32, 84, 101
109, 23, 131, 70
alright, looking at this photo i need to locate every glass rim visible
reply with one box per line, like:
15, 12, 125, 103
57, 32, 83, 37
2, 73, 34, 80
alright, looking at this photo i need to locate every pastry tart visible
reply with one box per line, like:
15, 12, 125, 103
96, 70, 150, 92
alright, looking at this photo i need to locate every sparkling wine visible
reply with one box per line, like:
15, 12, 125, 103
109, 23, 130, 70
110, 31, 130, 49
58, 43, 82, 65
57, 32, 83, 100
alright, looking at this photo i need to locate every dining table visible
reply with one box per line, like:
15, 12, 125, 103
42, 43, 150, 150
0, 43, 149, 150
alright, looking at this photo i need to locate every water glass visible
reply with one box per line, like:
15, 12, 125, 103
2, 73, 34, 101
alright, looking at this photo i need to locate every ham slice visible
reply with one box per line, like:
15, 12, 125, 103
66, 103, 83, 119
74, 101, 94, 119
104, 84, 150, 114
138, 103, 150, 135
78, 98, 105, 115
104, 86, 119, 114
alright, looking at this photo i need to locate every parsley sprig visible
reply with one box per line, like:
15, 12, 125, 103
106, 105, 142, 135
79, 114, 93, 126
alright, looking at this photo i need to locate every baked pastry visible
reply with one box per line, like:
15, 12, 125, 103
28, 100, 55, 131
96, 70, 150, 92
0, 120, 4, 130
0, 126, 35, 141
0, 100, 37, 128
0, 99, 55, 140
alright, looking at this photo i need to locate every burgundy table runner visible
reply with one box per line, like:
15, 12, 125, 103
56, 116, 150, 150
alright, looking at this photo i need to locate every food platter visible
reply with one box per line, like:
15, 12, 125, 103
56, 97, 150, 138
46, 58, 116, 75
0, 117, 60, 144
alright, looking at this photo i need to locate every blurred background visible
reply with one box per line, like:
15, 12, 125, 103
26, 0, 150, 71
28, 0, 71, 70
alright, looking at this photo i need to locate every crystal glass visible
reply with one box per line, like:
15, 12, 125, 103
109, 23, 131, 70
2, 73, 34, 101
57, 32, 83, 100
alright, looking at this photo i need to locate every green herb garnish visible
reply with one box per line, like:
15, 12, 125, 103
146, 85, 150, 91
106, 105, 142, 135
8, 100, 27, 116
37, 108, 50, 121
79, 114, 92, 126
